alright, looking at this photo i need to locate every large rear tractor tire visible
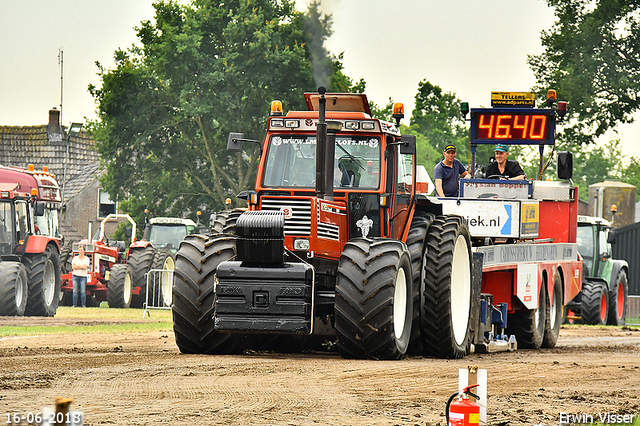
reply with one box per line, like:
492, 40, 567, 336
335, 238, 414, 360
508, 278, 546, 349
59, 242, 73, 274
420, 216, 472, 359
222, 208, 245, 234
405, 212, 434, 354
172, 234, 240, 354
581, 279, 609, 325
607, 269, 628, 326
211, 210, 231, 233
0, 262, 29, 316
150, 248, 176, 307
23, 245, 60, 317
542, 270, 563, 348
128, 247, 155, 308
107, 264, 133, 308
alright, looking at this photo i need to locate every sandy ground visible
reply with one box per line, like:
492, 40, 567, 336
0, 319, 639, 426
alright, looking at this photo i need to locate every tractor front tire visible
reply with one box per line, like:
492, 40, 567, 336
23, 245, 60, 317
0, 262, 28, 316
406, 212, 434, 354
128, 247, 155, 308
420, 216, 473, 359
581, 279, 609, 325
542, 270, 563, 348
107, 264, 133, 308
172, 234, 240, 354
607, 269, 628, 326
335, 238, 414, 360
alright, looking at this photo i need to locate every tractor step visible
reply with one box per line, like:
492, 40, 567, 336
214, 261, 314, 334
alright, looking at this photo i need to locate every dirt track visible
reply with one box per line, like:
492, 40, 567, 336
0, 321, 639, 426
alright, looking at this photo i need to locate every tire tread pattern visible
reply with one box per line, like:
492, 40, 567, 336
128, 247, 155, 308
420, 216, 472, 359
172, 234, 239, 354
335, 238, 411, 360
0, 262, 28, 316
23, 245, 60, 317
107, 264, 131, 308
581, 279, 609, 325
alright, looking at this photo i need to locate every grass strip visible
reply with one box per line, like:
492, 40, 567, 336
0, 322, 173, 337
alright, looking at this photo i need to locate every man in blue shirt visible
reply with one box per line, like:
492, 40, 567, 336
434, 144, 469, 197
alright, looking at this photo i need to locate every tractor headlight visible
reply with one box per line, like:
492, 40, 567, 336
294, 238, 310, 251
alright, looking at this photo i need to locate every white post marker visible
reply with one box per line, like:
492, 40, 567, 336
458, 366, 487, 424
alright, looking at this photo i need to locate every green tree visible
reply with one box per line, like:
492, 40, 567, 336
410, 80, 468, 154
90, 0, 353, 222
528, 0, 640, 145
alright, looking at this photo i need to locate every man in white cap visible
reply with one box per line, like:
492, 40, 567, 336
434, 144, 469, 197
486, 143, 526, 180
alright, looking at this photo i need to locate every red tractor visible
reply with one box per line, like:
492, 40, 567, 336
0, 165, 62, 317
60, 214, 144, 308
171, 88, 583, 359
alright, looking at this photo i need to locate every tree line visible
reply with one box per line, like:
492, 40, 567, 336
90, 0, 640, 226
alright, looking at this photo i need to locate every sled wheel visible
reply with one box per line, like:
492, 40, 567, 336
172, 234, 240, 354
542, 269, 563, 348
335, 238, 413, 359
509, 277, 546, 349
420, 215, 472, 359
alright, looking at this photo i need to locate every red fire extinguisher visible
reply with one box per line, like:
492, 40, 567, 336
446, 384, 480, 426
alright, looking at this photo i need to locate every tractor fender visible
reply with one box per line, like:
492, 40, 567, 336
24, 236, 60, 255
608, 259, 629, 289
129, 240, 153, 250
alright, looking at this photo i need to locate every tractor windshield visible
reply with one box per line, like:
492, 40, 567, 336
148, 224, 188, 251
0, 201, 13, 255
34, 207, 61, 238
576, 225, 594, 275
262, 134, 381, 189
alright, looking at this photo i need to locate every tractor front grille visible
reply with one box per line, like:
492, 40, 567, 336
260, 198, 312, 236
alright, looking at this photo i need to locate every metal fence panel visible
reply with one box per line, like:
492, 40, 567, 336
612, 221, 640, 295
142, 269, 173, 318
628, 295, 640, 326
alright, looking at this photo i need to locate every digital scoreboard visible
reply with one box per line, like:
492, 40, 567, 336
470, 108, 554, 145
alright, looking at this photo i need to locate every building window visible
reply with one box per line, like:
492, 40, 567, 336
98, 189, 116, 218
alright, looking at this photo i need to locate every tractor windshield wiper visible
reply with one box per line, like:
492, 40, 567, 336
336, 144, 365, 171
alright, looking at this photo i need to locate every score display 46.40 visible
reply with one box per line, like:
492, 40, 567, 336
471, 110, 552, 143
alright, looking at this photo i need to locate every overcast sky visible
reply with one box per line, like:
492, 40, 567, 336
1, 0, 638, 157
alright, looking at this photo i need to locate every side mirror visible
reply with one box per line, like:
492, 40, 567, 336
227, 132, 244, 152
400, 135, 416, 155
124, 227, 132, 238
607, 228, 617, 244
557, 151, 573, 180
34, 201, 46, 216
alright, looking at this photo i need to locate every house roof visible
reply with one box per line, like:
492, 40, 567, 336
62, 160, 102, 204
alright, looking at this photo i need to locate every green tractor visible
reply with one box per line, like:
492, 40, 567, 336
572, 215, 629, 325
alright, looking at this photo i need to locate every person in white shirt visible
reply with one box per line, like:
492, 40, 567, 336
72, 245, 91, 308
